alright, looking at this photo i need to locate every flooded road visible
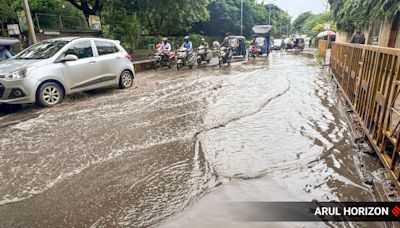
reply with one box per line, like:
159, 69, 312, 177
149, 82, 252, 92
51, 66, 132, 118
0, 51, 380, 227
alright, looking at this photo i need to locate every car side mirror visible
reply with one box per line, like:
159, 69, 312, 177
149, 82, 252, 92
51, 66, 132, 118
61, 54, 78, 63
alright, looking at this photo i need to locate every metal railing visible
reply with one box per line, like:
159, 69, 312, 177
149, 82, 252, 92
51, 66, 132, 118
35, 13, 88, 31
331, 42, 400, 189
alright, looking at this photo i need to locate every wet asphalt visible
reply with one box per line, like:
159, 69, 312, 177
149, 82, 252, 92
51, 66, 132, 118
0, 50, 383, 227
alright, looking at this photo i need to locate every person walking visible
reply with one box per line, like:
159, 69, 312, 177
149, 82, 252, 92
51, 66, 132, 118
351, 30, 366, 44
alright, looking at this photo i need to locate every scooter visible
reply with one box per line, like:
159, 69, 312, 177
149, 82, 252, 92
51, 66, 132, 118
218, 46, 233, 67
153, 49, 175, 70
176, 47, 196, 70
197, 45, 212, 65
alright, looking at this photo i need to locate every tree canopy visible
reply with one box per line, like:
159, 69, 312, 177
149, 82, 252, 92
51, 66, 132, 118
292, 12, 313, 34
291, 11, 335, 38
329, 0, 400, 32
194, 0, 290, 37
66, 0, 104, 17
1, 0, 293, 48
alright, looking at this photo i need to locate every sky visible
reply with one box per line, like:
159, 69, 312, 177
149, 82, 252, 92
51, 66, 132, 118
270, 0, 328, 20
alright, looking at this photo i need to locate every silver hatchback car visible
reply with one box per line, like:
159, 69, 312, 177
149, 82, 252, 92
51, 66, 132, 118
0, 37, 135, 107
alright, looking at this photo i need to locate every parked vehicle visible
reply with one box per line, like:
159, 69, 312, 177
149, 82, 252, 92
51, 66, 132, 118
273, 39, 284, 50
284, 38, 294, 50
196, 45, 212, 65
0, 37, 135, 107
218, 46, 233, 67
252, 25, 272, 56
176, 47, 195, 70
228, 36, 246, 58
154, 49, 175, 70
293, 37, 305, 50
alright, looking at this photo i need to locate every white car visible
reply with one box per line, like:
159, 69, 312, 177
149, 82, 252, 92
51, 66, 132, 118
0, 37, 135, 107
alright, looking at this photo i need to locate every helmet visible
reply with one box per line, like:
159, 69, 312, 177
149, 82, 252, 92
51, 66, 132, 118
201, 38, 205, 42
184, 36, 190, 40
224, 37, 228, 42
162, 37, 168, 42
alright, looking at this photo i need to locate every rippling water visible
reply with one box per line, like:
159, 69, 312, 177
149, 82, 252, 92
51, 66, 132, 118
0, 51, 377, 227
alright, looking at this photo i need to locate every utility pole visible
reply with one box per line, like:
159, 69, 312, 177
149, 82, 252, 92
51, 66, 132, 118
287, 23, 289, 36
324, 0, 330, 12
268, 0, 274, 25
22, 0, 37, 45
269, 4, 271, 25
240, 0, 243, 36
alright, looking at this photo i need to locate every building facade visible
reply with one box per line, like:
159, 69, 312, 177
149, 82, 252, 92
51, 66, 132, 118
336, 13, 400, 48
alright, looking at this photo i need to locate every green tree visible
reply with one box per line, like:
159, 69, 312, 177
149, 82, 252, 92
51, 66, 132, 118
66, 0, 104, 18
0, 0, 17, 36
329, 0, 400, 32
292, 11, 313, 33
291, 12, 334, 38
264, 3, 291, 37
102, 0, 140, 49
137, 0, 209, 37
195, 0, 290, 38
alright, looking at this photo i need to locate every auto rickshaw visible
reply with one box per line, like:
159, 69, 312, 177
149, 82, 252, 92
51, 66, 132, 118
293, 37, 305, 50
0, 37, 19, 61
251, 25, 272, 57
227, 35, 246, 58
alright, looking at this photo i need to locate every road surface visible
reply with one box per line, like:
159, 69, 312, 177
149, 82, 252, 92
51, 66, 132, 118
0, 50, 382, 227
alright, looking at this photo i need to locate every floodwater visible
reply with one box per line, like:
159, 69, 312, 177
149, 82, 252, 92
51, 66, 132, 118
0, 51, 383, 227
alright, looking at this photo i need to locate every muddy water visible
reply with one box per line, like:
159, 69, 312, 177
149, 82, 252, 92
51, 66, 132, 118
0, 51, 377, 227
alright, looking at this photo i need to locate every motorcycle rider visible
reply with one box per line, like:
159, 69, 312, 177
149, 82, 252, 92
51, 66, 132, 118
220, 37, 231, 59
181, 36, 193, 51
249, 36, 257, 57
181, 36, 193, 64
160, 37, 172, 66
221, 37, 230, 48
199, 38, 210, 60
160, 37, 171, 54
200, 38, 209, 49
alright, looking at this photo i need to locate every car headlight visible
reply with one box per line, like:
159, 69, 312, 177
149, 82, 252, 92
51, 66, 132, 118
5, 67, 35, 80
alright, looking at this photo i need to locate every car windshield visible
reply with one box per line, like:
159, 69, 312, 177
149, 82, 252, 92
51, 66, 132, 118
228, 38, 237, 45
255, 37, 265, 45
15, 40, 69, 60
274, 39, 282, 44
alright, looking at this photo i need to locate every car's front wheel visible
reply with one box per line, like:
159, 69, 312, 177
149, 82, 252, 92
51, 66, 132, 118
37, 82, 64, 107
119, 70, 134, 89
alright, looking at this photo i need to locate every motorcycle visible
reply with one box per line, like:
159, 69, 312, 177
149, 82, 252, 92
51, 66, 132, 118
218, 46, 233, 67
176, 47, 196, 70
197, 45, 212, 65
247, 44, 257, 61
153, 49, 175, 70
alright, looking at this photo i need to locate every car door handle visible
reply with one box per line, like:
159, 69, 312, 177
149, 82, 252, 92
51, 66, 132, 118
89, 60, 96, 64
116, 56, 122, 59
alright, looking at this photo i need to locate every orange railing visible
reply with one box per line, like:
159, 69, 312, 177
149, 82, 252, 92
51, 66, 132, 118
318, 40, 328, 59
331, 42, 400, 189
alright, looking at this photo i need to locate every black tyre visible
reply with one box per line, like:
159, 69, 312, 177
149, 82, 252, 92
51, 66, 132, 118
154, 60, 161, 70
36, 82, 64, 107
119, 70, 134, 89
